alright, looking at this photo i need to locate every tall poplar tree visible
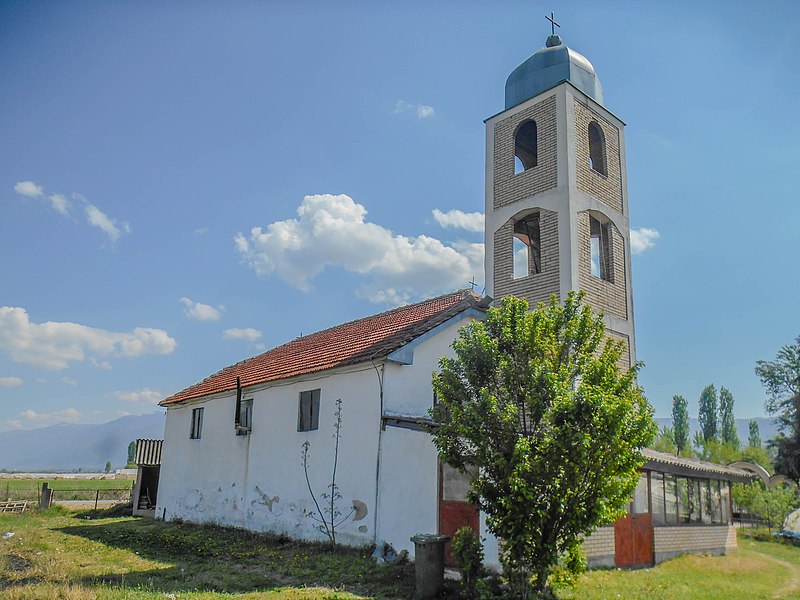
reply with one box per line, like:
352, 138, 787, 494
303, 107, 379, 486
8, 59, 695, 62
719, 386, 739, 448
748, 420, 761, 448
698, 384, 718, 442
672, 394, 690, 454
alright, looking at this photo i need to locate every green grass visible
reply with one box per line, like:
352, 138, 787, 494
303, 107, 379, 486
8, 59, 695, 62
558, 536, 800, 599
0, 507, 412, 599
2, 509, 800, 599
0, 478, 133, 502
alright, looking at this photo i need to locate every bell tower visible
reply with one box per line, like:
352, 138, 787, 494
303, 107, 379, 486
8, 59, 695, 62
484, 29, 636, 366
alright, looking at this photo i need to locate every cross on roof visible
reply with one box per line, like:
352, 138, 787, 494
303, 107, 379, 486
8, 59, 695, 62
468, 277, 477, 291
545, 11, 560, 36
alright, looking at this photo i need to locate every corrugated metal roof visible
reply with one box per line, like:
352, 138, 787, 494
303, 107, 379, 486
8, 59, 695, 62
643, 448, 754, 482
135, 439, 162, 466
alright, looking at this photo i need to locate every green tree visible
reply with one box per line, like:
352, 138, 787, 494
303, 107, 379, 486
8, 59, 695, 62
719, 387, 739, 449
698, 384, 718, 442
126, 441, 137, 468
733, 481, 798, 534
748, 420, 762, 448
651, 426, 677, 454
431, 293, 656, 598
755, 336, 800, 481
672, 394, 690, 455
104, 460, 112, 474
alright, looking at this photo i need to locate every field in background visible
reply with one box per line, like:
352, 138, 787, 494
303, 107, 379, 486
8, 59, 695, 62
0, 477, 133, 503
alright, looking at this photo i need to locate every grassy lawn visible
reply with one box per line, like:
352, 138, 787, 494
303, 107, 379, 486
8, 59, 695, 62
559, 536, 800, 600
0, 507, 412, 599
1, 509, 799, 599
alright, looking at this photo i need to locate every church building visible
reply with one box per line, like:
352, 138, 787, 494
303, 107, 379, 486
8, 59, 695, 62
155, 28, 751, 570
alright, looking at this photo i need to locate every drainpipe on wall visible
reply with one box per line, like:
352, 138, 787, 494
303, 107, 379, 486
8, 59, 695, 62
370, 356, 385, 544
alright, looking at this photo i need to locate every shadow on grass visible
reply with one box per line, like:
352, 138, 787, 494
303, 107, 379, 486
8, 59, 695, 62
56, 517, 413, 598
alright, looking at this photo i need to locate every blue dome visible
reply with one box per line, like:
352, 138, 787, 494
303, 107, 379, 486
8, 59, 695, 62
505, 35, 604, 109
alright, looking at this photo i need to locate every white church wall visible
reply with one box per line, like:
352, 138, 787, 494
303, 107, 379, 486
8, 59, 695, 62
376, 426, 439, 559
157, 365, 382, 546
382, 313, 477, 418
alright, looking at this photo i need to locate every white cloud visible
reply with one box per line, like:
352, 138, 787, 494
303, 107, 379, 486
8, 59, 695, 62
0, 377, 23, 388
394, 100, 435, 119
83, 200, 129, 243
417, 104, 435, 119
432, 209, 484, 233
180, 297, 225, 321
235, 194, 484, 305
13, 183, 130, 242
630, 227, 661, 255
90, 358, 112, 370
61, 377, 77, 386
48, 193, 72, 216
112, 388, 162, 404
21, 407, 81, 424
14, 181, 44, 197
194, 227, 208, 235
223, 328, 263, 342
0, 306, 177, 370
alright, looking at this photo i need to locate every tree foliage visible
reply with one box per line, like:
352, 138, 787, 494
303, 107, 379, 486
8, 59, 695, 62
719, 387, 739, 449
431, 293, 656, 597
748, 420, 762, 449
651, 426, 677, 454
698, 384, 718, 442
732, 481, 799, 534
755, 336, 800, 481
126, 441, 137, 468
672, 394, 690, 454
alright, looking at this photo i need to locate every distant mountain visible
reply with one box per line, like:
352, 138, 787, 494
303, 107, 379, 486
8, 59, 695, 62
0, 412, 165, 472
654, 417, 780, 446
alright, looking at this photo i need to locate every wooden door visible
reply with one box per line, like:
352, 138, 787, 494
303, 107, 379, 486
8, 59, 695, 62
438, 462, 479, 566
614, 513, 654, 568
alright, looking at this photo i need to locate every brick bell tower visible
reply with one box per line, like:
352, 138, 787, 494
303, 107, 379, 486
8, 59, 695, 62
484, 28, 636, 367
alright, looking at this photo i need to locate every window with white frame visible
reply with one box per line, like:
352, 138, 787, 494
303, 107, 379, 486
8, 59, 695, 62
236, 398, 253, 434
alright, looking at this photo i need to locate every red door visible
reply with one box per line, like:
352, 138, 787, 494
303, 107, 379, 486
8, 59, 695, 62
438, 462, 479, 566
614, 513, 654, 568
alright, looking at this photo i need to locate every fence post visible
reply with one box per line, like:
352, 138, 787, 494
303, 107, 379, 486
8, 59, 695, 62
40, 483, 51, 509
95, 489, 100, 511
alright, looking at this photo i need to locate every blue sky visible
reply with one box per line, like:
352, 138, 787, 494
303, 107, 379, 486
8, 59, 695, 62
1, 1, 798, 432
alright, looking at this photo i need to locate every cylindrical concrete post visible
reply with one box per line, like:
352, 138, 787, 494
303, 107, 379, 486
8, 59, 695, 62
411, 533, 450, 600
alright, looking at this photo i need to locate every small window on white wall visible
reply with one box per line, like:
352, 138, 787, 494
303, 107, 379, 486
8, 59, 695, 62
298, 389, 320, 432
237, 398, 253, 434
190, 407, 204, 439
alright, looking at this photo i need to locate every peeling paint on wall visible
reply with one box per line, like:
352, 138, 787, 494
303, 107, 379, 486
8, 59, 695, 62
352, 499, 368, 521
253, 485, 281, 513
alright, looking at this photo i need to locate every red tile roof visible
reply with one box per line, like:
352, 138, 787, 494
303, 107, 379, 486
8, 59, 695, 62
161, 290, 485, 406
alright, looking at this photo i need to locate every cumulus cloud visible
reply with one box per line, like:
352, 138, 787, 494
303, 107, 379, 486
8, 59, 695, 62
113, 388, 162, 404
432, 209, 484, 233
235, 194, 484, 305
180, 297, 225, 321
394, 100, 435, 119
223, 328, 263, 342
0, 306, 177, 370
630, 227, 661, 255
14, 181, 43, 197
61, 377, 77, 386
21, 407, 81, 424
0, 377, 23, 387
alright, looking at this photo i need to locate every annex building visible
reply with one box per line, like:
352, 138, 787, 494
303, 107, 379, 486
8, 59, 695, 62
155, 30, 753, 569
